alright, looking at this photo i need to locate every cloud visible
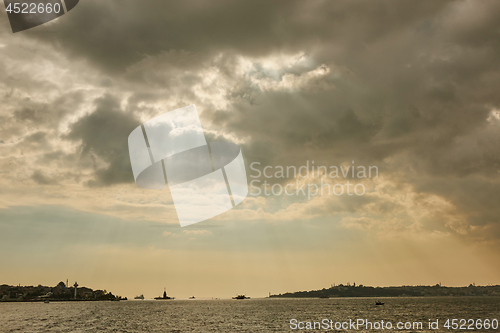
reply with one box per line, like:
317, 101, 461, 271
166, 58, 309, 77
31, 170, 59, 185
182, 230, 212, 235
64, 94, 141, 187
0, 0, 499, 245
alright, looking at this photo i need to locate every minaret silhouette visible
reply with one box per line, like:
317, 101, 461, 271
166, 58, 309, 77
73, 282, 78, 300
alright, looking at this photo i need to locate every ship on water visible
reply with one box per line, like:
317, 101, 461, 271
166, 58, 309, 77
154, 288, 174, 300
134, 294, 144, 300
232, 294, 250, 300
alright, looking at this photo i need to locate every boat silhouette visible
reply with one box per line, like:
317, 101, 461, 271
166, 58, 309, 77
232, 295, 250, 300
154, 288, 174, 300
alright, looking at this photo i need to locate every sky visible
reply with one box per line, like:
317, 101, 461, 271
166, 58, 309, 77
1, 0, 500, 299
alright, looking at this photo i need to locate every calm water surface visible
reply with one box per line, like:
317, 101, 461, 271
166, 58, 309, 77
1, 297, 499, 332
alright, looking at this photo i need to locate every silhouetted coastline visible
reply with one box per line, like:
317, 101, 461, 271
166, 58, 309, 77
0, 281, 126, 302
270, 283, 500, 298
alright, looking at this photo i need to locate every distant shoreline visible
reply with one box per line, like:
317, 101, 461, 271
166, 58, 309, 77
0, 299, 121, 303
0, 282, 125, 302
270, 284, 500, 298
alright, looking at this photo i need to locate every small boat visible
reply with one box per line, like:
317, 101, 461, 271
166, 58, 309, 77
134, 294, 145, 300
189, 296, 195, 299
375, 301, 384, 305
232, 295, 250, 300
44, 300, 50, 304
319, 295, 329, 299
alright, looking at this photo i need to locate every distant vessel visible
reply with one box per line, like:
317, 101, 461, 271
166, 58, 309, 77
232, 295, 250, 300
375, 301, 384, 305
154, 288, 174, 300
319, 295, 329, 299
189, 296, 195, 299
134, 294, 144, 300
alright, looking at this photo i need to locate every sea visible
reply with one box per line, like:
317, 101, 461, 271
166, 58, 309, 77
0, 297, 499, 332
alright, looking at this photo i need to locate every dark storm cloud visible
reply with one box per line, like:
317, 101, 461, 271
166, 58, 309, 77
24, 0, 301, 73
207, 0, 500, 174
0, 89, 87, 143
13, 107, 38, 122
6, 0, 500, 240
25, 0, 495, 151
23, 1, 452, 73
64, 94, 140, 186
31, 170, 58, 185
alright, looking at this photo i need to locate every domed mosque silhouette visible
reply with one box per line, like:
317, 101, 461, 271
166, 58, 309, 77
4, 0, 79, 33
